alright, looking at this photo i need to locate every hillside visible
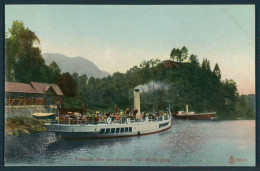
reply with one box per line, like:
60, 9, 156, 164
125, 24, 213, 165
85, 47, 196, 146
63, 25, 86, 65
244, 94, 255, 112
42, 53, 110, 78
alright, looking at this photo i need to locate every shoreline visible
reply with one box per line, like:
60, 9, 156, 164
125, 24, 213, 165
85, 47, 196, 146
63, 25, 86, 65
5, 116, 47, 136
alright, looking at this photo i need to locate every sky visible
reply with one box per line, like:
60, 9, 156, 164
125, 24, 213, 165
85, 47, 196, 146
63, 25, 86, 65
5, 5, 255, 95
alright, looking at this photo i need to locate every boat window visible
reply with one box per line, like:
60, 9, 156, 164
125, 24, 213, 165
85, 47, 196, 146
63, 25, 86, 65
116, 128, 120, 133
125, 127, 129, 132
105, 128, 110, 133
99, 129, 105, 134
129, 127, 132, 132
159, 122, 169, 128
120, 127, 124, 132
111, 128, 115, 133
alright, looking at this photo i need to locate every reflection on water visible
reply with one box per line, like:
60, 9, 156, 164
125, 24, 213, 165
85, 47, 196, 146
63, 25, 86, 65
46, 137, 133, 154
5, 119, 255, 166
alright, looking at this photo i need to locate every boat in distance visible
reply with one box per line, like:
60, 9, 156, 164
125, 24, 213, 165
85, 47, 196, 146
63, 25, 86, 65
172, 112, 216, 120
44, 88, 172, 139
172, 105, 216, 120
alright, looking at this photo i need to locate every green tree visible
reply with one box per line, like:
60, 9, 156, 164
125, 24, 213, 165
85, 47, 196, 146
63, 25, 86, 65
48, 61, 61, 83
78, 74, 88, 87
170, 46, 188, 63
170, 48, 181, 62
201, 58, 211, 71
213, 63, 221, 79
189, 54, 199, 65
57, 72, 78, 97
180, 46, 188, 62
5, 21, 46, 82
72, 72, 79, 82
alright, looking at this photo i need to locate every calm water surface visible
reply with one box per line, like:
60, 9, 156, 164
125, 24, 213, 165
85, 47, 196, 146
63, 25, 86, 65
5, 119, 255, 166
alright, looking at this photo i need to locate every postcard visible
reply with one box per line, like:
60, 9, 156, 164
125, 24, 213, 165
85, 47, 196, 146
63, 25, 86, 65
4, 5, 255, 167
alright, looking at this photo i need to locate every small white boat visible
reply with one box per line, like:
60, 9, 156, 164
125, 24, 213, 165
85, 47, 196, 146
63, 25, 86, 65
33, 113, 56, 120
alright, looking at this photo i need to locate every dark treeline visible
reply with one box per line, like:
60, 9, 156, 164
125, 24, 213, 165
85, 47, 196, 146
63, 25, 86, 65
5, 21, 254, 119
68, 54, 254, 120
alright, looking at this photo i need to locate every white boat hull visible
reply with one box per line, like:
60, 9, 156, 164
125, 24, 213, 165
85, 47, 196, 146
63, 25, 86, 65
45, 118, 172, 139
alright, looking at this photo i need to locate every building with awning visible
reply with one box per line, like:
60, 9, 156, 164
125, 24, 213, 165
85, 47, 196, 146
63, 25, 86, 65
30, 82, 63, 105
5, 81, 63, 106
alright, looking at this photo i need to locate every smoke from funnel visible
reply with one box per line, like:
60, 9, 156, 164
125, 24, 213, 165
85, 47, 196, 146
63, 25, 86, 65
135, 81, 170, 93
135, 81, 174, 112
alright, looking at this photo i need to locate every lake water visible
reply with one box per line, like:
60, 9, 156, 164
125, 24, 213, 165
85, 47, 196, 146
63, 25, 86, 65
5, 119, 255, 166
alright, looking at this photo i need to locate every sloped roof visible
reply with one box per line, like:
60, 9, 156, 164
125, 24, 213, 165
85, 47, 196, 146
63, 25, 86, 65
51, 84, 64, 96
30, 82, 63, 96
44, 85, 51, 92
44, 85, 58, 95
5, 82, 36, 94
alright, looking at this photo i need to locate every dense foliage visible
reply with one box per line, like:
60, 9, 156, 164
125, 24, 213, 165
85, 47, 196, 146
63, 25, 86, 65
5, 21, 254, 120
63, 47, 254, 119
5, 21, 62, 84
57, 72, 78, 97
5, 117, 47, 136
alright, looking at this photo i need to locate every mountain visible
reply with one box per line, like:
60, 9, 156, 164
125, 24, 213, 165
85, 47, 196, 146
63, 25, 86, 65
42, 53, 110, 78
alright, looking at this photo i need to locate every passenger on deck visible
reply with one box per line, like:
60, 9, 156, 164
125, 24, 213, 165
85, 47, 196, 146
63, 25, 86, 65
158, 112, 161, 120
126, 108, 130, 115
164, 113, 167, 120
95, 111, 100, 124
133, 109, 138, 120
91, 113, 95, 124
145, 113, 149, 121
111, 113, 114, 122
103, 114, 107, 122
152, 113, 155, 121
140, 112, 144, 121
119, 111, 124, 123
115, 114, 119, 122
86, 113, 91, 124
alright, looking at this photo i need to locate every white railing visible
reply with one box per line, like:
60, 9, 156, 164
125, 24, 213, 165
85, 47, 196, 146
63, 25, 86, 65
49, 114, 171, 125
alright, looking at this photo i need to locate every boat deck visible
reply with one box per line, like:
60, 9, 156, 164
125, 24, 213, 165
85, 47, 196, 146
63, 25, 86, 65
47, 114, 171, 125
45, 115, 172, 138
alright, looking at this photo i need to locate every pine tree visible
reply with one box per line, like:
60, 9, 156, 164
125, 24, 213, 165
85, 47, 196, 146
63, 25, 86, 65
213, 63, 221, 79
180, 46, 188, 62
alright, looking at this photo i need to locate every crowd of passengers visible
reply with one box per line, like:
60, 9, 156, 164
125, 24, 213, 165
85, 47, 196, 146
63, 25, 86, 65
57, 108, 170, 124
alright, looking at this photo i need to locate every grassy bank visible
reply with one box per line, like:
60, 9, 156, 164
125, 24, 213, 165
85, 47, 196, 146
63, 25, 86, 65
5, 117, 47, 136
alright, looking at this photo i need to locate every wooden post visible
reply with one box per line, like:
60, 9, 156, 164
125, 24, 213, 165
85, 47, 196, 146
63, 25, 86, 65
23, 93, 26, 106
18, 93, 20, 106
18, 99, 22, 106
54, 95, 57, 104
10, 99, 15, 106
